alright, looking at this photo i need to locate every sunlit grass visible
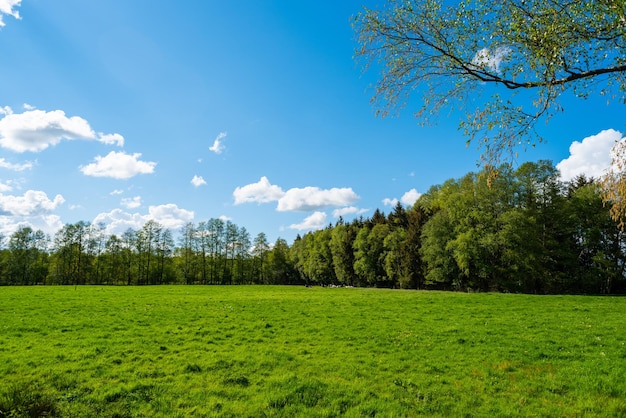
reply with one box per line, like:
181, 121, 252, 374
1, 286, 625, 416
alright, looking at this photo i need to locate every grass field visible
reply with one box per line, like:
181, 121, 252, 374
0, 286, 625, 417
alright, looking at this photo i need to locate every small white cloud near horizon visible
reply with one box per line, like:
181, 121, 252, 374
0, 107, 124, 152
383, 189, 422, 207
277, 187, 359, 212
557, 129, 623, 182
93, 203, 194, 236
121, 196, 141, 209
0, 0, 21, 27
191, 175, 207, 187
233, 176, 285, 204
209, 132, 227, 154
289, 211, 327, 231
234, 177, 360, 212
0, 157, 33, 171
332, 206, 368, 218
401, 188, 421, 206
80, 151, 156, 179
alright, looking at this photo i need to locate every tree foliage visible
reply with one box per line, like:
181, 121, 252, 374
353, 0, 626, 165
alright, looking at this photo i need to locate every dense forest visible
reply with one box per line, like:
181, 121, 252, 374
1, 161, 625, 294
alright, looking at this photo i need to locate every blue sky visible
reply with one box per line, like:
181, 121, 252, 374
0, 0, 624, 245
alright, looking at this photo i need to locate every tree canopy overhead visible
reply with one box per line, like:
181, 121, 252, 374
353, 0, 626, 165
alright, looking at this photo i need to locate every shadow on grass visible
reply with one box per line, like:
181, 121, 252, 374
0, 381, 58, 417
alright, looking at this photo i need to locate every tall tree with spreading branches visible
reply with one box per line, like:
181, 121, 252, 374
354, 0, 626, 219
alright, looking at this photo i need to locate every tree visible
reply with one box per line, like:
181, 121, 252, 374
252, 232, 270, 284
266, 238, 296, 284
51, 221, 91, 285
6, 226, 48, 285
330, 224, 356, 286
136, 220, 163, 285
177, 222, 198, 284
354, 0, 626, 165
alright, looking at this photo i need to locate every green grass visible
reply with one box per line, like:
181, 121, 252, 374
0, 286, 625, 417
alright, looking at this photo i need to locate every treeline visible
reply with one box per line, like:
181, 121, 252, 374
1, 161, 625, 293
291, 161, 626, 294
0, 218, 298, 286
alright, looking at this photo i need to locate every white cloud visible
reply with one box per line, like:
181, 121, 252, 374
147, 204, 194, 229
0, 0, 21, 27
556, 129, 622, 182
471, 46, 511, 73
234, 177, 360, 212
277, 187, 359, 212
110, 189, 124, 195
0, 180, 12, 192
80, 151, 156, 179
98, 132, 125, 147
332, 206, 368, 218
0, 214, 64, 238
233, 176, 285, 204
121, 196, 141, 209
0, 190, 64, 216
191, 175, 207, 187
219, 215, 232, 222
0, 107, 122, 153
94, 203, 194, 236
0, 189, 66, 239
0, 157, 33, 171
93, 208, 146, 235
401, 188, 421, 206
209, 132, 227, 154
383, 189, 422, 207
289, 211, 327, 231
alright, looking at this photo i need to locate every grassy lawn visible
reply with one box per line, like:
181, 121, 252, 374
0, 286, 625, 417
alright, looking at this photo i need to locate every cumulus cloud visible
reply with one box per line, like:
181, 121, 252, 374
233, 176, 285, 204
147, 204, 194, 229
80, 151, 156, 179
332, 206, 368, 218
556, 129, 622, 182
94, 203, 194, 235
0, 0, 21, 27
0, 190, 64, 216
0, 157, 33, 171
0, 214, 64, 238
191, 175, 207, 187
0, 107, 124, 152
471, 46, 511, 73
383, 189, 422, 207
289, 211, 327, 231
277, 187, 359, 212
209, 132, 227, 154
401, 188, 421, 206
233, 177, 360, 213
121, 196, 141, 209
0, 189, 67, 237
110, 189, 124, 195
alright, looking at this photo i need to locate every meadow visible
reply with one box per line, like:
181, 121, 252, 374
0, 286, 625, 417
